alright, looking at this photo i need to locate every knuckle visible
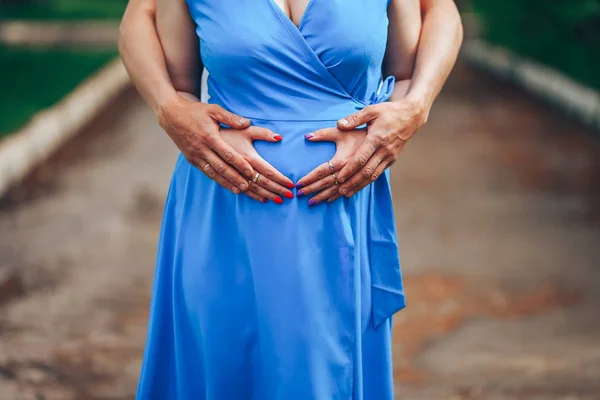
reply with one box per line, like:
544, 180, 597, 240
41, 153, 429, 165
362, 167, 374, 178
357, 154, 369, 167
222, 150, 234, 162
213, 162, 226, 175
264, 169, 274, 179
316, 168, 326, 179
370, 172, 380, 181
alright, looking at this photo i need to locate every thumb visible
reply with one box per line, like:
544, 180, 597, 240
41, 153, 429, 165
304, 127, 340, 142
209, 105, 251, 129
337, 106, 377, 130
248, 127, 283, 142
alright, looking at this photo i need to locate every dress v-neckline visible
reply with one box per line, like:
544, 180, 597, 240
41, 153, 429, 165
267, 0, 317, 30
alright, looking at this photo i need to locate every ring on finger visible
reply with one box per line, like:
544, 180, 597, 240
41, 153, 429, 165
252, 172, 260, 184
328, 161, 335, 172
203, 163, 211, 172
332, 173, 339, 185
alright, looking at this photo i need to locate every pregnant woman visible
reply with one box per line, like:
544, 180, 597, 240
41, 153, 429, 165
118, 0, 462, 398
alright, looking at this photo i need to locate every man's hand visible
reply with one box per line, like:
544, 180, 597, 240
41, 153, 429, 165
158, 92, 257, 194
331, 97, 428, 199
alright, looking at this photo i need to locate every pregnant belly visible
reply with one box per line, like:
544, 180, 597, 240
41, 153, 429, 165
251, 119, 338, 181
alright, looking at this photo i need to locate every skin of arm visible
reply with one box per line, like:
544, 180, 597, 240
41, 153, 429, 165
329, 0, 464, 199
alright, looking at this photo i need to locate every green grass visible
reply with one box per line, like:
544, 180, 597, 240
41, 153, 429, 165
0, 45, 117, 138
0, 0, 127, 21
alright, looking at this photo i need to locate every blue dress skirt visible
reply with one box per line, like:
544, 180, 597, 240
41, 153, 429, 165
136, 0, 406, 399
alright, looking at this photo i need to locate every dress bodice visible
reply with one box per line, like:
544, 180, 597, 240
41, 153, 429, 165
186, 0, 394, 121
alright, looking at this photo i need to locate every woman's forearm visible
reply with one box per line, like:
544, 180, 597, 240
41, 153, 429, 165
118, 0, 180, 116
397, 0, 463, 114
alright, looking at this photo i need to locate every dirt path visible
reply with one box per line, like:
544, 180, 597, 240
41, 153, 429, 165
1, 63, 599, 399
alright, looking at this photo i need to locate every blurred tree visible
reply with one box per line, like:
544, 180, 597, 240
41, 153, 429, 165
472, 0, 600, 89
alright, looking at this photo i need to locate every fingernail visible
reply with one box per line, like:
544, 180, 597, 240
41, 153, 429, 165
286, 182, 295, 189
273, 134, 282, 141
295, 182, 303, 189
284, 192, 294, 199
240, 182, 249, 191
339, 118, 349, 126
308, 199, 317, 206
261, 197, 266, 203
304, 133, 314, 139
297, 189, 305, 197
233, 187, 241, 194
239, 117, 249, 125
339, 187, 347, 194
274, 196, 283, 205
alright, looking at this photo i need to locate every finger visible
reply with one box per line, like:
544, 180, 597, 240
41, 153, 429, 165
297, 173, 337, 197
296, 156, 346, 189
247, 182, 284, 205
337, 106, 377, 130
208, 135, 255, 181
247, 126, 283, 142
336, 136, 379, 188
345, 155, 394, 198
308, 185, 340, 206
338, 148, 387, 195
208, 104, 251, 129
248, 155, 295, 189
326, 192, 343, 203
192, 157, 241, 195
304, 127, 341, 142
251, 169, 294, 198
201, 149, 250, 192
244, 190, 267, 203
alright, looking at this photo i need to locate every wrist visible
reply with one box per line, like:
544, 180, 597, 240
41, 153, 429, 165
154, 88, 179, 119
404, 90, 433, 126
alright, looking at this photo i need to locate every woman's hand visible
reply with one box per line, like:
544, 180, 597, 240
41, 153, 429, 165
295, 128, 367, 206
158, 92, 259, 194
220, 128, 295, 204
331, 97, 428, 199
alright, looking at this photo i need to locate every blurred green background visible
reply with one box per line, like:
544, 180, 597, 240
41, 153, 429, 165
0, 0, 127, 20
469, 0, 600, 90
0, 0, 127, 137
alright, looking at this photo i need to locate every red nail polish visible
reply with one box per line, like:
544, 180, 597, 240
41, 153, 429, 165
286, 182, 295, 189
273, 134, 282, 141
284, 192, 293, 199
274, 196, 283, 204
261, 197, 266, 203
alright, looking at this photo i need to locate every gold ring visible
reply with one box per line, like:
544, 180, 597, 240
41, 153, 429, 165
203, 163, 210, 172
252, 172, 260, 184
332, 173, 339, 185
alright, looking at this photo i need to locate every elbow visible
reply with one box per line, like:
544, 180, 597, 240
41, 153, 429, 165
117, 23, 126, 57
453, 7, 464, 47
117, 14, 133, 58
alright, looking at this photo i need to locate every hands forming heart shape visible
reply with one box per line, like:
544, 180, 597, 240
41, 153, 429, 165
159, 90, 426, 205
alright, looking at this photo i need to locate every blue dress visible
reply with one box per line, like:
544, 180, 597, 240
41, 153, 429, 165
137, 0, 406, 399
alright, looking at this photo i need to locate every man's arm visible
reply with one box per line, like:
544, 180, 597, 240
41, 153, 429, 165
402, 0, 463, 116
118, 0, 181, 115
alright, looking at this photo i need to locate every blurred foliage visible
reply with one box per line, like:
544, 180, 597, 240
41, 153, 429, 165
471, 0, 600, 90
0, 0, 127, 20
0, 45, 116, 136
